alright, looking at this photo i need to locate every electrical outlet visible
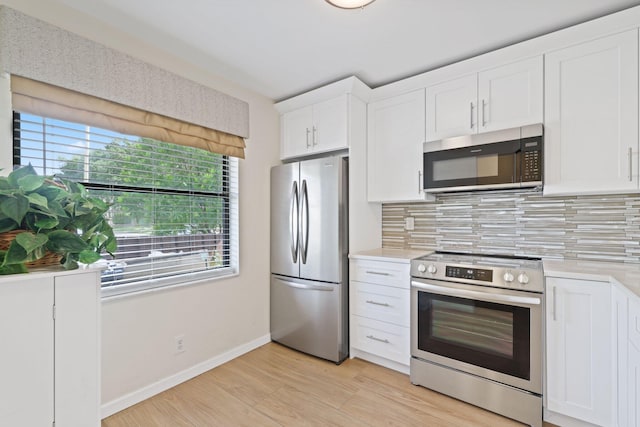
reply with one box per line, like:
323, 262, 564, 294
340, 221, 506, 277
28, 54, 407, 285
175, 335, 185, 354
404, 217, 415, 231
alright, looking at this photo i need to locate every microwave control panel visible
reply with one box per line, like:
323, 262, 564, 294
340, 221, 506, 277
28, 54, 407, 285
522, 140, 542, 182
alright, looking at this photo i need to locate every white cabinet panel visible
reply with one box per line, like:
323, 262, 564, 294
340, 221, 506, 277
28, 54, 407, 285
614, 286, 630, 427
312, 95, 348, 154
280, 95, 348, 160
630, 341, 640, 427
55, 272, 101, 427
351, 259, 410, 288
426, 74, 477, 141
544, 29, 639, 196
281, 106, 313, 159
352, 281, 410, 327
546, 277, 613, 426
351, 316, 410, 365
0, 278, 54, 427
350, 258, 412, 371
630, 296, 640, 427
630, 295, 640, 351
426, 56, 543, 142
478, 56, 543, 132
367, 89, 431, 202
0, 270, 100, 427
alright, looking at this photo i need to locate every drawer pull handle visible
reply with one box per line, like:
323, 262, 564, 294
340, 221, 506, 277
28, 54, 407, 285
366, 335, 389, 344
365, 271, 390, 276
366, 300, 390, 307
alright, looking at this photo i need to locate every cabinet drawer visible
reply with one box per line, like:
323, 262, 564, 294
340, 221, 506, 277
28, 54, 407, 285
351, 316, 410, 365
352, 281, 409, 327
351, 259, 409, 288
630, 297, 640, 350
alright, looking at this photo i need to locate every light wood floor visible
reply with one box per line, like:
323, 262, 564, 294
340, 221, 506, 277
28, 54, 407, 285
102, 342, 540, 426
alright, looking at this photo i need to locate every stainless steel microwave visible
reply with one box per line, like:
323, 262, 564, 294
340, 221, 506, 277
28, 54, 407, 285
423, 124, 543, 193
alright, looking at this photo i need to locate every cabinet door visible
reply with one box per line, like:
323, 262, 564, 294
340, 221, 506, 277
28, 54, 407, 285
546, 277, 613, 426
426, 74, 477, 141
281, 106, 313, 160
544, 30, 639, 196
55, 271, 101, 426
312, 95, 348, 154
0, 278, 54, 426
630, 297, 640, 427
614, 286, 629, 427
630, 341, 640, 427
478, 56, 543, 133
368, 89, 431, 202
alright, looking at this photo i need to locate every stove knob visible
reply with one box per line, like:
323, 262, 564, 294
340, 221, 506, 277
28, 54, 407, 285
427, 264, 437, 274
503, 272, 514, 283
517, 272, 529, 285
417, 264, 427, 273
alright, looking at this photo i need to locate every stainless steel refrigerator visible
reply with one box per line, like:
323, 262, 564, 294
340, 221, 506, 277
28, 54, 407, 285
270, 156, 348, 363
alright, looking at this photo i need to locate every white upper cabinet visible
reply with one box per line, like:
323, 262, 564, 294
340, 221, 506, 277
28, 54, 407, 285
280, 94, 348, 160
426, 56, 543, 142
544, 29, 639, 196
477, 56, 543, 133
426, 74, 477, 141
281, 105, 313, 159
367, 89, 434, 202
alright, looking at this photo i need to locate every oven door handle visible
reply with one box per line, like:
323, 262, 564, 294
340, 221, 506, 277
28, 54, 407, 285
411, 281, 541, 306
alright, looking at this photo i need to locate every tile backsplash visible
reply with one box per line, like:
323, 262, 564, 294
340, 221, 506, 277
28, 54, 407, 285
382, 189, 640, 263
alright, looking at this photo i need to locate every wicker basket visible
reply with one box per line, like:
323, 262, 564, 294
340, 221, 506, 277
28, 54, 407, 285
0, 230, 63, 268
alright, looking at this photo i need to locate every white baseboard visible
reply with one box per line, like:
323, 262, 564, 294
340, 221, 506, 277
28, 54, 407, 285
101, 334, 272, 419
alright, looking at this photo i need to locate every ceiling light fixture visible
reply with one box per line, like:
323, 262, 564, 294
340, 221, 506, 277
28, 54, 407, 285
325, 0, 376, 9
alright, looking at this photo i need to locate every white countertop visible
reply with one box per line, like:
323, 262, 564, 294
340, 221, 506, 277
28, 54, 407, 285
349, 249, 640, 298
544, 259, 640, 298
349, 248, 431, 263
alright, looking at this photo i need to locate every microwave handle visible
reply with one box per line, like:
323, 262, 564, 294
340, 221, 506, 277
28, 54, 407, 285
418, 170, 422, 194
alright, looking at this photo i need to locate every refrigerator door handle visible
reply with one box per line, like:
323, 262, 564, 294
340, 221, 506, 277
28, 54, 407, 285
289, 181, 299, 263
300, 179, 309, 264
277, 278, 334, 292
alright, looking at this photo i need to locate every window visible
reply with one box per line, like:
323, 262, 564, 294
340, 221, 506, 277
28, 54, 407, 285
13, 112, 239, 296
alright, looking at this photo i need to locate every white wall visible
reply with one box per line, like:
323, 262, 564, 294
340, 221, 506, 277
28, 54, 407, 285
0, 0, 280, 416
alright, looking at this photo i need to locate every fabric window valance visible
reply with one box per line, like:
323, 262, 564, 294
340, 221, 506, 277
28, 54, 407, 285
11, 75, 246, 158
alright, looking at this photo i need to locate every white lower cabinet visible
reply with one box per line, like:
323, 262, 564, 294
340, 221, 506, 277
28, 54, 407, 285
630, 343, 640, 427
0, 270, 100, 427
545, 277, 614, 427
629, 296, 640, 427
350, 258, 411, 373
545, 276, 640, 427
614, 285, 630, 427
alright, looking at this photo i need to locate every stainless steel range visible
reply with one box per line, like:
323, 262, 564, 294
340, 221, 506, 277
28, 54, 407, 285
410, 252, 544, 427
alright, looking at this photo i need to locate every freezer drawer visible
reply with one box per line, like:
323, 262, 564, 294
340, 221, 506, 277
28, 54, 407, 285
270, 275, 348, 363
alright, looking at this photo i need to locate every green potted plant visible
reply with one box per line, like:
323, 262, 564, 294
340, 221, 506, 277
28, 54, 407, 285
0, 165, 117, 274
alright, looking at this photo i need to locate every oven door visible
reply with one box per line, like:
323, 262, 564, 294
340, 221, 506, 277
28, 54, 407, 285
411, 279, 542, 394
423, 139, 521, 192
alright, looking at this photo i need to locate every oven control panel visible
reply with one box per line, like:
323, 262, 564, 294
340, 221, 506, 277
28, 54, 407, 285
411, 253, 544, 293
445, 266, 493, 282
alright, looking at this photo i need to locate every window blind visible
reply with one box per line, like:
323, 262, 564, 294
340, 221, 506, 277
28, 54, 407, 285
13, 112, 239, 296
